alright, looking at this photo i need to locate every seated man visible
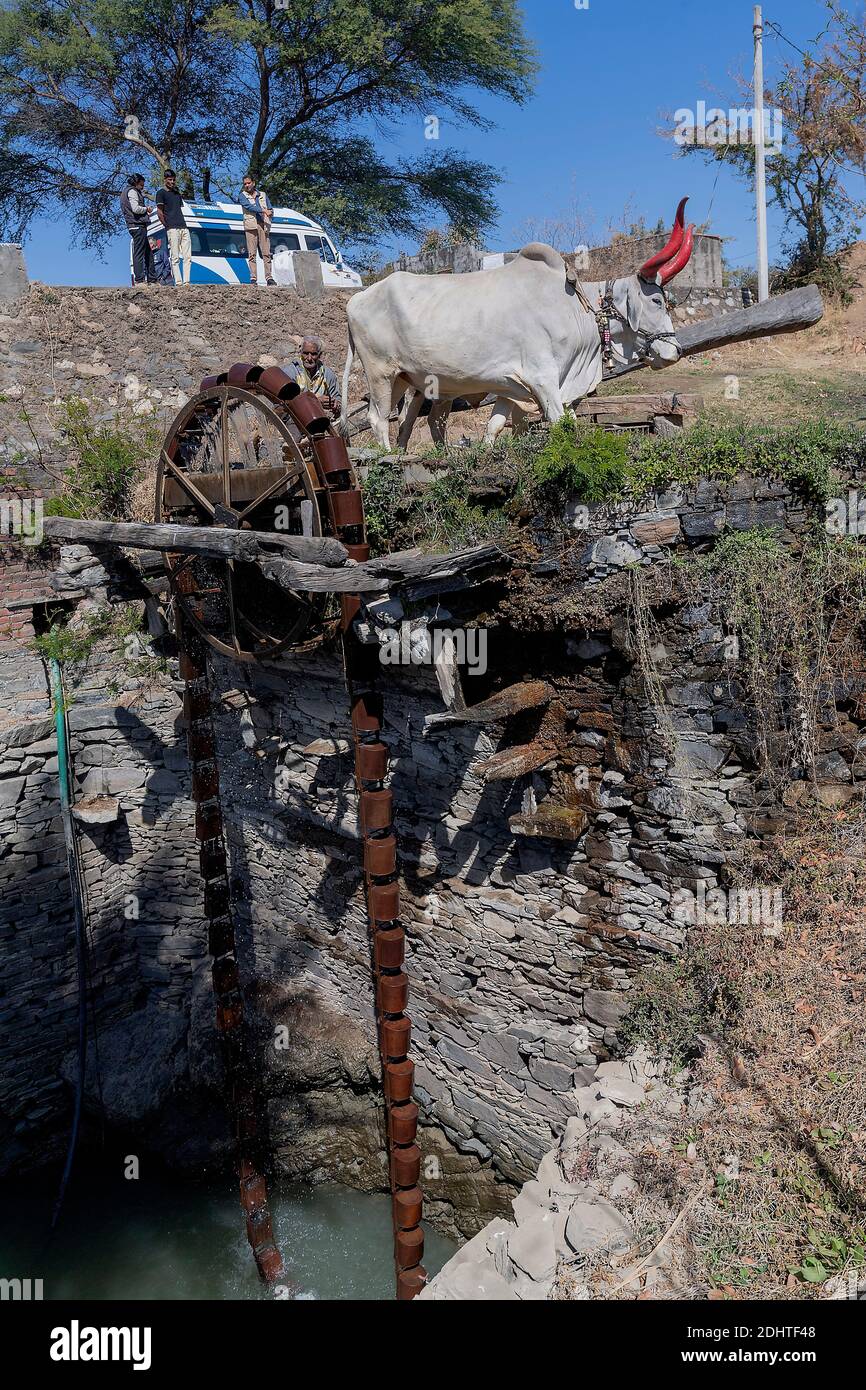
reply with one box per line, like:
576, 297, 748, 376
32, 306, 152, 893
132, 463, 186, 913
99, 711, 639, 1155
149, 233, 174, 285
287, 336, 340, 416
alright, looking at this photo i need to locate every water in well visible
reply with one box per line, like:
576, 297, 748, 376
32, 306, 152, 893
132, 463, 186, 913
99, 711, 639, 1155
0, 1158, 456, 1300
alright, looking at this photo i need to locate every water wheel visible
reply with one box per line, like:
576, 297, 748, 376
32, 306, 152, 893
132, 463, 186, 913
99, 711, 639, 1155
155, 363, 365, 662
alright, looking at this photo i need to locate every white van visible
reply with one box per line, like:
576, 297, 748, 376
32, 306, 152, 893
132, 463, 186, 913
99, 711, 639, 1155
137, 200, 362, 287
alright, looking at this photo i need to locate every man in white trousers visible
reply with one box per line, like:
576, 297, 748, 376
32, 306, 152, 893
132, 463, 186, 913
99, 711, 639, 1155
156, 169, 191, 285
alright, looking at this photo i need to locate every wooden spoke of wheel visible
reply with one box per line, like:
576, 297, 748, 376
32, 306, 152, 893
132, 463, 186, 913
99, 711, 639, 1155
235, 464, 309, 526
161, 451, 217, 519
156, 383, 334, 661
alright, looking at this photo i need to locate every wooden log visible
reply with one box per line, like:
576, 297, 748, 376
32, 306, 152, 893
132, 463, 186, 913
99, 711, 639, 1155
43, 515, 347, 566
603, 284, 824, 381
476, 742, 557, 782
425, 680, 554, 728
42, 516, 510, 598
258, 555, 387, 594
574, 392, 703, 417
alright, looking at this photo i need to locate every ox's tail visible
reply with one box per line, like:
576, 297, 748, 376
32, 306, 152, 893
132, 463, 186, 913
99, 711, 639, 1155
340, 327, 355, 437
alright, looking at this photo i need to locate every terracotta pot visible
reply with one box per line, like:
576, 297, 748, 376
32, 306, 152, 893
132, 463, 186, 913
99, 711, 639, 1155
204, 878, 230, 919
240, 1174, 267, 1213
388, 1101, 419, 1145
384, 1058, 414, 1103
192, 763, 219, 801
374, 926, 405, 970
396, 1266, 427, 1300
364, 834, 397, 877
377, 971, 409, 1014
360, 789, 392, 833
351, 692, 382, 733
288, 390, 329, 432
369, 880, 400, 922
227, 362, 256, 386
208, 917, 234, 956
391, 1144, 421, 1186
313, 435, 351, 477
394, 1226, 425, 1271
393, 1186, 423, 1229
330, 489, 364, 527
195, 804, 222, 841
382, 1016, 411, 1058
258, 366, 300, 400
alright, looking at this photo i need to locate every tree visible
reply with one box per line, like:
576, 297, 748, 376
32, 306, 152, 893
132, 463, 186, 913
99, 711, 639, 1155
0, 0, 232, 243
667, 1, 866, 296
0, 0, 536, 251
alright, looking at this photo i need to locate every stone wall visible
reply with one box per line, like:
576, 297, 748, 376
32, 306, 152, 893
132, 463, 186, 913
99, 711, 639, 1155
4, 460, 865, 1240
7, 468, 863, 1244
0, 278, 359, 485
582, 232, 723, 290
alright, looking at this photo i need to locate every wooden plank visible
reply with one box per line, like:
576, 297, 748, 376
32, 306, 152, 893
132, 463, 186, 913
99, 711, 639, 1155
426, 680, 554, 728
162, 465, 303, 509
574, 393, 702, 416
603, 284, 824, 381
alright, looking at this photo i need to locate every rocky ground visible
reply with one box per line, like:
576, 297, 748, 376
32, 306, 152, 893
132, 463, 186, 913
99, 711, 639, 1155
420, 1046, 706, 1300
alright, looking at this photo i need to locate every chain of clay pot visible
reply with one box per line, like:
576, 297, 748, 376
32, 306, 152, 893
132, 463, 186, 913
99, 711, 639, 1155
180, 364, 426, 1300
175, 598, 285, 1285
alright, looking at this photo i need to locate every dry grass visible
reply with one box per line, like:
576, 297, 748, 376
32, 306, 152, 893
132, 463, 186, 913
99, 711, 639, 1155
128, 459, 159, 523
603, 808, 866, 1299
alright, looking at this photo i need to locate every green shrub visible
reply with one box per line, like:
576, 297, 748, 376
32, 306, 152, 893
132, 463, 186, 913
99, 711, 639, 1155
624, 415, 856, 505
33, 609, 112, 668
56, 397, 158, 520
532, 416, 629, 501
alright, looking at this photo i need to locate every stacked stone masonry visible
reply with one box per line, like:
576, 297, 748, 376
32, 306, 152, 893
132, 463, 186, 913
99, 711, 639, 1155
4, 466, 865, 1243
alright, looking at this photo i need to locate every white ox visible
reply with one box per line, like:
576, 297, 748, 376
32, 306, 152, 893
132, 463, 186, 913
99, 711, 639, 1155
341, 199, 695, 449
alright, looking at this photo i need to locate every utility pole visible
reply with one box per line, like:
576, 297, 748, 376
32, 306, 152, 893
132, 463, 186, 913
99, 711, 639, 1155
754, 5, 770, 301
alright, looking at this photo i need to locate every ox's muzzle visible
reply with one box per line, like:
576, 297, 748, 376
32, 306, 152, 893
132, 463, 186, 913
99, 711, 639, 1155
649, 337, 682, 367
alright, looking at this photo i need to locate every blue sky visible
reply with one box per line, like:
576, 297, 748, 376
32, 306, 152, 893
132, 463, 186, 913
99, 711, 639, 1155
20, 0, 860, 286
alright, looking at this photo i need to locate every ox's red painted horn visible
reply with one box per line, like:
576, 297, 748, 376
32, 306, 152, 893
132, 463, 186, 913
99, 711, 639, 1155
637, 197, 689, 280
658, 223, 695, 286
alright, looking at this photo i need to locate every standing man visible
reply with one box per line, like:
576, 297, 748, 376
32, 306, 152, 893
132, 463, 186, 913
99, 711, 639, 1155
288, 337, 340, 416
240, 174, 276, 286
156, 169, 191, 285
120, 173, 156, 285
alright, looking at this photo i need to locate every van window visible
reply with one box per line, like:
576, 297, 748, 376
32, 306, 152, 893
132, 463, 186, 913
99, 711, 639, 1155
270, 232, 302, 254
190, 228, 247, 258
303, 234, 336, 265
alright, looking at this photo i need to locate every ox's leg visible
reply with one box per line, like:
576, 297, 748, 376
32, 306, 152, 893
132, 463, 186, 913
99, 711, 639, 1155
483, 398, 514, 446
366, 374, 396, 451
530, 376, 565, 427
396, 388, 425, 452
428, 399, 450, 447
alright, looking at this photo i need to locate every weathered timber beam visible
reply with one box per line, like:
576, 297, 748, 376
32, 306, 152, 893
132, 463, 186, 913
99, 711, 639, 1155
42, 517, 510, 598
603, 284, 824, 381
258, 555, 387, 594
260, 543, 509, 597
425, 679, 554, 728
43, 515, 348, 566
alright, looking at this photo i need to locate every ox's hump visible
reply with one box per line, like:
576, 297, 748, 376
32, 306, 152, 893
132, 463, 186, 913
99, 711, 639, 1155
517, 242, 566, 271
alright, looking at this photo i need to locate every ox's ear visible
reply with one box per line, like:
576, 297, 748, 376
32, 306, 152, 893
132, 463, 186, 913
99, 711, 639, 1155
624, 277, 643, 332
